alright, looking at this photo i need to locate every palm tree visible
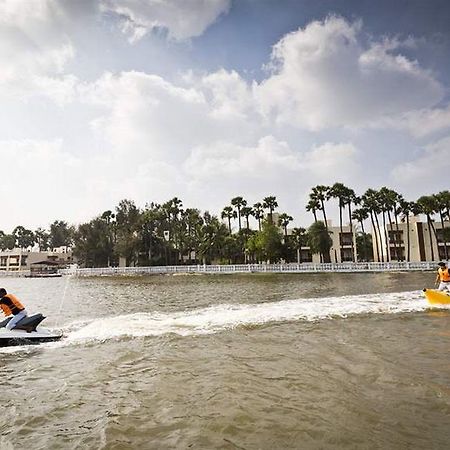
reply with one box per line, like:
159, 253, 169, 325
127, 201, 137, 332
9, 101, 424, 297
352, 207, 369, 261
291, 227, 307, 263
199, 212, 228, 264
378, 188, 392, 261
434, 191, 450, 260
221, 206, 237, 234
278, 213, 293, 238
307, 221, 332, 263
310, 185, 330, 231
399, 198, 414, 262
343, 187, 357, 261
252, 202, 264, 231
390, 190, 403, 260
306, 198, 319, 223
361, 189, 384, 262
262, 196, 278, 224
328, 182, 347, 260
240, 206, 253, 230
231, 196, 247, 232
416, 195, 439, 261
379, 187, 402, 261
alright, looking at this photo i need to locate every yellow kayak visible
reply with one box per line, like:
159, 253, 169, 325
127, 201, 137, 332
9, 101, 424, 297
423, 288, 450, 305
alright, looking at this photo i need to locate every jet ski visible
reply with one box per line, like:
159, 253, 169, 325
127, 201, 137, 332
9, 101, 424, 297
0, 313, 62, 347
423, 288, 450, 305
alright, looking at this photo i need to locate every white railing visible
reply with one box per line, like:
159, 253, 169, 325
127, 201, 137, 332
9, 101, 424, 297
60, 261, 436, 277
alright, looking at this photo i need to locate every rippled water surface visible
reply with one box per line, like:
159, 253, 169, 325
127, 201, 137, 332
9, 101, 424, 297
1, 272, 449, 449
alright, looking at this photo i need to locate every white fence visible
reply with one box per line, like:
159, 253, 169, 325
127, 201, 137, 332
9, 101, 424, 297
60, 261, 437, 277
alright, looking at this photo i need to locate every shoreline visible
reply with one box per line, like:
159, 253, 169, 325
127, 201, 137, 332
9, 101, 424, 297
55, 261, 438, 277
0, 261, 440, 278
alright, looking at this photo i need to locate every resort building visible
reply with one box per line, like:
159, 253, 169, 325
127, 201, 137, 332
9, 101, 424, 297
286, 221, 357, 264
0, 247, 73, 272
310, 223, 357, 263
371, 217, 450, 262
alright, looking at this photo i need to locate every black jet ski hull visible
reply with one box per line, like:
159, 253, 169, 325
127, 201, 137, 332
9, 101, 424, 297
0, 331, 63, 347
0, 313, 62, 346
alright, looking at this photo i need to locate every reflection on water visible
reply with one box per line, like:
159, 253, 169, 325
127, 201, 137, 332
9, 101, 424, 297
1, 272, 450, 449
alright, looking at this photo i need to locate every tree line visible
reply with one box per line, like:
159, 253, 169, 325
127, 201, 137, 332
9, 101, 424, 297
1, 184, 449, 267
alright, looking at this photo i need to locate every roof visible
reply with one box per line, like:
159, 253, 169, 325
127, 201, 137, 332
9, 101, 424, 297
30, 260, 63, 266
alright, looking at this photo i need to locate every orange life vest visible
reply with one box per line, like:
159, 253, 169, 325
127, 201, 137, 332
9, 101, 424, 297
0, 293, 25, 316
438, 267, 450, 282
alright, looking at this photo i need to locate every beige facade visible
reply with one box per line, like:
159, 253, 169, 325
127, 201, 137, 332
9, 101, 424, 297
307, 224, 357, 263
0, 247, 73, 271
286, 221, 357, 263
371, 217, 450, 262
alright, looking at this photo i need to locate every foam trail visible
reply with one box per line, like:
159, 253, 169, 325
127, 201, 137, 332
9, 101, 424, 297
64, 290, 433, 344
1, 290, 443, 353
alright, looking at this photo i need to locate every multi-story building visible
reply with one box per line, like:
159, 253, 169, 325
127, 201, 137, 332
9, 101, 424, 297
307, 223, 357, 263
285, 221, 357, 263
371, 217, 450, 262
0, 247, 73, 271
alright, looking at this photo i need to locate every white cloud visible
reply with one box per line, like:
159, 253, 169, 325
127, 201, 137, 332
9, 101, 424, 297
379, 105, 450, 138
0, 0, 77, 103
183, 137, 361, 222
1, 8, 448, 231
100, 0, 231, 42
0, 139, 82, 228
198, 69, 254, 120
185, 137, 359, 181
255, 15, 445, 130
391, 136, 450, 188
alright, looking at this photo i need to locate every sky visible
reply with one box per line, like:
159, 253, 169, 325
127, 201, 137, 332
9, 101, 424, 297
1, 0, 449, 232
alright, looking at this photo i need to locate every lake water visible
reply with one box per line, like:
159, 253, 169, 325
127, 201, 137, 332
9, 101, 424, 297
1, 272, 449, 449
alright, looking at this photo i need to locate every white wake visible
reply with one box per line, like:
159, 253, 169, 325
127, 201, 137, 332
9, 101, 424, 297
64, 290, 431, 344
1, 290, 444, 352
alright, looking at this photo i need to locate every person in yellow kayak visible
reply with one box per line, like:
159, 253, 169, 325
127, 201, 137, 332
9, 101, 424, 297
0, 288, 28, 330
436, 262, 450, 293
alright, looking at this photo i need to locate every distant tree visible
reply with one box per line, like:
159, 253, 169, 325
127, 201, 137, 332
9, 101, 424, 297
231, 196, 247, 232
306, 198, 319, 223
198, 212, 228, 264
291, 227, 307, 263
240, 206, 253, 230
361, 189, 383, 262
309, 185, 330, 231
307, 221, 332, 263
434, 191, 450, 260
114, 199, 142, 266
278, 213, 293, 238
352, 207, 369, 262
262, 196, 278, 224
246, 219, 283, 263
0, 232, 15, 250
356, 233, 373, 262
34, 227, 50, 251
399, 198, 414, 262
73, 217, 114, 267
252, 202, 264, 231
416, 195, 439, 261
49, 220, 73, 248
221, 206, 236, 234
328, 182, 347, 258
13, 226, 35, 249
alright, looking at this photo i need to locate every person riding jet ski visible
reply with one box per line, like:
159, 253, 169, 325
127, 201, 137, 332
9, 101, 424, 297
0, 288, 28, 330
